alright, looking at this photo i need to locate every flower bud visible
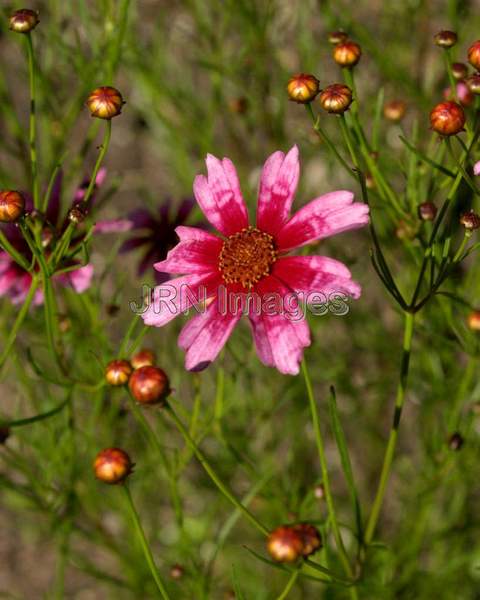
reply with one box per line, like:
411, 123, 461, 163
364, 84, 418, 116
229, 97, 248, 114
94, 448, 133, 484
68, 207, 85, 224
286, 74, 320, 104
86, 86, 124, 119
467, 41, 480, 71
459, 210, 480, 231
131, 349, 156, 370
418, 202, 437, 221
429, 101, 465, 136
266, 526, 303, 563
313, 483, 325, 499
328, 31, 348, 45
9, 9, 39, 34
333, 41, 362, 67
129, 365, 170, 405
0, 426, 10, 445
466, 74, 480, 94
383, 100, 407, 122
0, 190, 25, 223
365, 173, 375, 189
105, 359, 133, 386
467, 310, 480, 331
318, 83, 353, 114
451, 62, 468, 80
434, 30, 457, 48
170, 564, 184, 580
293, 523, 322, 557
448, 432, 464, 451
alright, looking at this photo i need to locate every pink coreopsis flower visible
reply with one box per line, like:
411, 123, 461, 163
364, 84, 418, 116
142, 146, 369, 375
474, 161, 480, 176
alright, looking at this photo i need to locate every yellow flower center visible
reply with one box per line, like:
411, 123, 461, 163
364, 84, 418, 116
219, 226, 277, 289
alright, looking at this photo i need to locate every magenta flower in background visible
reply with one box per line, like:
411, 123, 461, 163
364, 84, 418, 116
120, 198, 199, 284
0, 168, 131, 305
142, 146, 369, 375
474, 161, 480, 176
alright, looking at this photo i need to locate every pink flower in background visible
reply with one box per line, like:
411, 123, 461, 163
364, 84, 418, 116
474, 161, 480, 176
142, 146, 369, 375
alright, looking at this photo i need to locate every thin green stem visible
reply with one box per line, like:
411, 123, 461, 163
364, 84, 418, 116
165, 403, 269, 536
26, 34, 39, 208
338, 114, 360, 168
122, 484, 171, 600
275, 567, 300, 600
0, 230, 31, 271
364, 312, 415, 544
301, 360, 357, 597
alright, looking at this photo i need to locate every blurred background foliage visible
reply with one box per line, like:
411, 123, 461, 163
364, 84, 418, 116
0, 0, 479, 598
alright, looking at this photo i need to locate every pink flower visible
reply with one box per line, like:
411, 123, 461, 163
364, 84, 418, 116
142, 147, 369, 375
474, 161, 480, 176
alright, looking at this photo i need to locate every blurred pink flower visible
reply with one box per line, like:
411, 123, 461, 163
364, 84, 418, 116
443, 81, 474, 107
142, 146, 369, 375
474, 161, 480, 176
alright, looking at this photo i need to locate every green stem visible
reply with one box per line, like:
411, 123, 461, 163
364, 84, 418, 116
364, 312, 415, 544
0, 275, 39, 369
26, 34, 39, 208
338, 114, 360, 168
301, 360, 357, 596
165, 403, 269, 536
276, 567, 300, 600
0, 229, 31, 271
122, 484, 171, 600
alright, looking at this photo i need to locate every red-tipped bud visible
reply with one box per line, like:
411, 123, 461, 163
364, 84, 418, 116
131, 349, 156, 370
448, 432, 464, 451
318, 83, 353, 114
286, 74, 320, 104
105, 359, 133, 386
328, 31, 348, 45
9, 9, 39, 34
434, 30, 457, 48
293, 524, 322, 557
466, 74, 480, 94
170, 564, 184, 580
267, 526, 304, 563
68, 207, 85, 224
86, 86, 124, 119
451, 62, 468, 80
418, 202, 438, 221
467, 40, 480, 71
129, 365, 170, 405
467, 310, 480, 331
460, 210, 480, 230
0, 190, 25, 223
383, 100, 407, 122
429, 101, 465, 135
94, 448, 133, 484
333, 41, 362, 67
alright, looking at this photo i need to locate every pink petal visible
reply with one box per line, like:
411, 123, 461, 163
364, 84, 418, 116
178, 299, 241, 371
249, 276, 311, 375
193, 155, 248, 236
142, 272, 221, 327
474, 161, 480, 176
94, 219, 133, 233
66, 264, 94, 293
272, 256, 362, 299
256, 146, 300, 236
154, 226, 222, 274
0, 266, 19, 295
275, 190, 369, 251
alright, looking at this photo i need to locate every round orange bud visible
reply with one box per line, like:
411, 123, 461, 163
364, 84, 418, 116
131, 349, 156, 370
467, 41, 480, 71
467, 310, 480, 331
286, 73, 320, 104
328, 31, 348, 45
318, 83, 353, 114
434, 30, 457, 48
293, 523, 322, 557
105, 359, 132, 386
333, 41, 362, 67
429, 101, 465, 135
94, 448, 133, 484
266, 526, 303, 563
9, 9, 39, 34
451, 62, 468, 80
466, 74, 480, 94
383, 100, 407, 122
418, 202, 437, 221
86, 86, 124, 119
0, 190, 25, 223
459, 210, 480, 230
129, 365, 170, 405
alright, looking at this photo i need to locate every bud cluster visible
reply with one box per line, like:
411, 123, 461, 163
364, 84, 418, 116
267, 523, 322, 563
